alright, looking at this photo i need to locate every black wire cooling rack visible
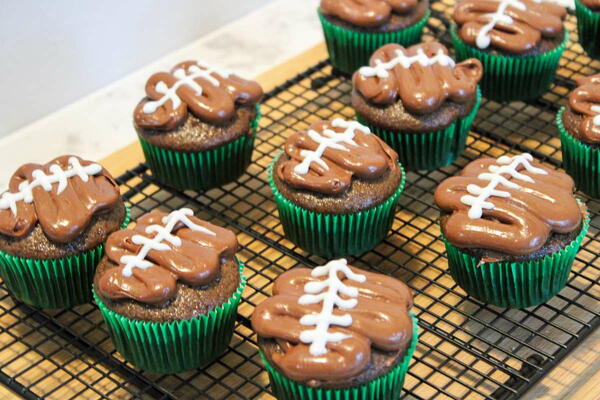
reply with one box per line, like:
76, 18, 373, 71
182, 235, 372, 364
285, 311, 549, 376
1, 1, 599, 399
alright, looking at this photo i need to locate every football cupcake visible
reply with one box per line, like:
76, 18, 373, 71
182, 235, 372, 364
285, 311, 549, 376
252, 259, 418, 400
93, 208, 246, 373
352, 42, 483, 171
435, 153, 589, 308
269, 118, 405, 258
0, 155, 128, 308
134, 60, 263, 191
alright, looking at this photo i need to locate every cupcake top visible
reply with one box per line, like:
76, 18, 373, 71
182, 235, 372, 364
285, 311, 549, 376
95, 208, 239, 305
276, 119, 399, 196
251, 259, 413, 386
562, 73, 600, 144
0, 155, 121, 244
435, 153, 582, 256
452, 0, 567, 55
352, 42, 483, 115
581, 0, 600, 10
320, 0, 428, 30
135, 60, 262, 129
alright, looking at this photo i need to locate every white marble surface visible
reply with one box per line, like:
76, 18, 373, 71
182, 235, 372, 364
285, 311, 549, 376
0, 0, 321, 188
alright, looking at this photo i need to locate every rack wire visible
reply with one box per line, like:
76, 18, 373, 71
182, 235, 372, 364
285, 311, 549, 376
0, 1, 599, 399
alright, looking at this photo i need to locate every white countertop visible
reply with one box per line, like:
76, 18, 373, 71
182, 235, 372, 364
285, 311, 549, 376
0, 0, 321, 187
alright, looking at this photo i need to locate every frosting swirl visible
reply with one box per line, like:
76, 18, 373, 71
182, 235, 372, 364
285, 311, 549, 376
95, 208, 238, 304
453, 0, 567, 55
276, 119, 399, 195
320, 0, 421, 28
0, 155, 120, 243
565, 74, 600, 143
352, 43, 483, 114
251, 259, 413, 384
134, 60, 262, 130
434, 154, 582, 256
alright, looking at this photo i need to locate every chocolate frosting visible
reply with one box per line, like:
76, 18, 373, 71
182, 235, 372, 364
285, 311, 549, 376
352, 43, 483, 114
320, 0, 420, 28
276, 119, 399, 195
566, 74, 600, 143
582, 0, 600, 9
453, 0, 567, 55
434, 154, 582, 256
0, 155, 120, 244
251, 260, 413, 384
96, 208, 238, 304
134, 60, 262, 130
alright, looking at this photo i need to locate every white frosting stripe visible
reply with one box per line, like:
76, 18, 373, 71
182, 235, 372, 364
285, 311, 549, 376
293, 119, 370, 175
298, 259, 366, 356
359, 49, 455, 79
121, 208, 215, 277
0, 157, 103, 216
592, 105, 600, 126
460, 153, 548, 219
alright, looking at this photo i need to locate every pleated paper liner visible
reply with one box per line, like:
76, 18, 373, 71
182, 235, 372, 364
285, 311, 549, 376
442, 206, 590, 309
0, 206, 131, 309
356, 87, 481, 171
557, 107, 600, 198
269, 154, 406, 258
139, 104, 261, 191
575, 0, 600, 59
450, 25, 569, 102
94, 261, 246, 374
260, 313, 419, 400
318, 9, 430, 75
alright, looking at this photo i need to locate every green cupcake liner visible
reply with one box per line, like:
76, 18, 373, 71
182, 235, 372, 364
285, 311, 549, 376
269, 155, 405, 258
357, 88, 481, 171
94, 261, 246, 374
261, 312, 418, 400
576, 0, 600, 59
557, 107, 600, 198
450, 25, 569, 102
139, 104, 261, 191
318, 9, 430, 75
442, 206, 590, 308
0, 206, 131, 309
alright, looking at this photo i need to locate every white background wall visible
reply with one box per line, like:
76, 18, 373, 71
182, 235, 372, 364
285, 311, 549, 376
0, 0, 272, 137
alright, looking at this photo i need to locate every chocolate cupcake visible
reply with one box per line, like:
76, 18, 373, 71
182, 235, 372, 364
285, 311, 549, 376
252, 259, 418, 400
451, 0, 568, 101
269, 118, 405, 258
0, 155, 128, 308
352, 42, 483, 171
93, 208, 245, 373
134, 60, 263, 191
435, 153, 589, 308
576, 0, 600, 59
557, 73, 600, 197
318, 0, 430, 74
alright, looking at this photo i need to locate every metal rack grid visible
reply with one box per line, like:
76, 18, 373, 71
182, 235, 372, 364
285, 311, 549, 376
0, 2, 599, 399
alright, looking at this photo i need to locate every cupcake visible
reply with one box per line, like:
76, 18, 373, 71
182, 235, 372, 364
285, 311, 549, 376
0, 155, 128, 308
252, 258, 418, 400
451, 0, 568, 102
93, 208, 245, 373
434, 153, 589, 308
269, 118, 405, 258
557, 73, 600, 197
576, 0, 600, 58
318, 0, 431, 74
134, 60, 263, 191
352, 42, 483, 171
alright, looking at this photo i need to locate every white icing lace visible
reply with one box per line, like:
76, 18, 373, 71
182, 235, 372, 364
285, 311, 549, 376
0, 157, 103, 216
293, 119, 370, 175
460, 153, 548, 219
298, 259, 366, 356
592, 105, 600, 126
359, 48, 455, 79
142, 61, 232, 114
121, 208, 215, 277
